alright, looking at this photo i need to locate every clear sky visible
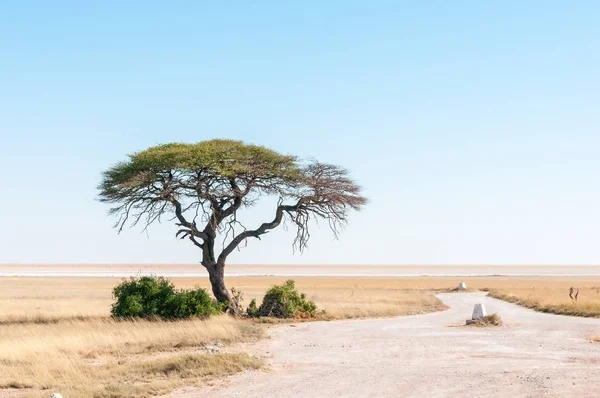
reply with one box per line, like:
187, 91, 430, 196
1, 1, 599, 265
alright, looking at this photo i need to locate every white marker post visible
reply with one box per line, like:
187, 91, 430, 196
471, 303, 487, 320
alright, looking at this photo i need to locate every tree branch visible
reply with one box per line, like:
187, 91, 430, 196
171, 197, 209, 241
217, 200, 301, 265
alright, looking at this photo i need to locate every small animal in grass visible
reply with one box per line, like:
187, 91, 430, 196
569, 287, 579, 304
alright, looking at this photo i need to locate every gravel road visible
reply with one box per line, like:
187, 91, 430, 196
171, 293, 600, 397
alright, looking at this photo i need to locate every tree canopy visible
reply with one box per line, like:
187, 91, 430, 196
99, 139, 367, 313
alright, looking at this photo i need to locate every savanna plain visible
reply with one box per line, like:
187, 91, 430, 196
2, 270, 600, 397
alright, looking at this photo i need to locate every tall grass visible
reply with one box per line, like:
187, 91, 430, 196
0, 316, 263, 397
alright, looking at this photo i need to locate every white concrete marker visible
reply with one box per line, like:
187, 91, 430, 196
472, 303, 487, 320
458, 282, 467, 290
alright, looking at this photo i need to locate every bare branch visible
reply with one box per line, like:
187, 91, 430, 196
217, 200, 302, 264
216, 161, 366, 263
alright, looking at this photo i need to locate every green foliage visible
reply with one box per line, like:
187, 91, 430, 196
111, 276, 175, 318
248, 280, 318, 319
111, 276, 222, 319
163, 289, 224, 318
99, 139, 301, 202
247, 298, 258, 317
135, 140, 299, 178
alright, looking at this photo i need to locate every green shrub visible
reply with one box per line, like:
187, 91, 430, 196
163, 289, 224, 319
248, 280, 317, 319
111, 276, 222, 319
247, 298, 259, 317
111, 276, 175, 318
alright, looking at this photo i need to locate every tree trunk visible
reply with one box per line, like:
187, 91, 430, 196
207, 263, 240, 316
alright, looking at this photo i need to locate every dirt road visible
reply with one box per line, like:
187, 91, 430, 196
171, 293, 600, 397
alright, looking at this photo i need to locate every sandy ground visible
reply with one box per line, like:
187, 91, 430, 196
3, 264, 600, 277
170, 293, 600, 398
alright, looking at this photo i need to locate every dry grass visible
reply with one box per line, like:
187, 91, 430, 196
6, 276, 600, 321
294, 285, 446, 319
9, 352, 261, 398
0, 276, 452, 322
3, 275, 600, 321
466, 313, 503, 327
0, 276, 453, 397
0, 316, 263, 397
482, 279, 600, 318
2, 352, 262, 398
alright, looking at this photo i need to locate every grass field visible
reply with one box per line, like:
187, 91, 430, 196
0, 316, 263, 397
0, 276, 450, 323
482, 279, 600, 317
2, 275, 600, 397
2, 276, 600, 322
0, 276, 448, 397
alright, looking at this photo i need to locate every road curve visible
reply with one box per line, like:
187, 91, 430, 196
170, 293, 600, 398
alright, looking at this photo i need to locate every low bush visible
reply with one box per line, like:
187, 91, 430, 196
163, 289, 224, 319
466, 313, 502, 327
247, 298, 259, 317
247, 280, 317, 319
111, 276, 175, 318
111, 276, 223, 319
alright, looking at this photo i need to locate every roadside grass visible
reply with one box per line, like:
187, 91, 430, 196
487, 287, 600, 318
439, 287, 479, 293
0, 316, 264, 398
2, 353, 262, 398
306, 288, 447, 319
466, 313, 502, 327
250, 288, 446, 323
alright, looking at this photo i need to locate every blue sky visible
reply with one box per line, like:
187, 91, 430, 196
1, 1, 599, 264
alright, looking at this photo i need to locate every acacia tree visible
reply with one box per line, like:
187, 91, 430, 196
98, 139, 366, 314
